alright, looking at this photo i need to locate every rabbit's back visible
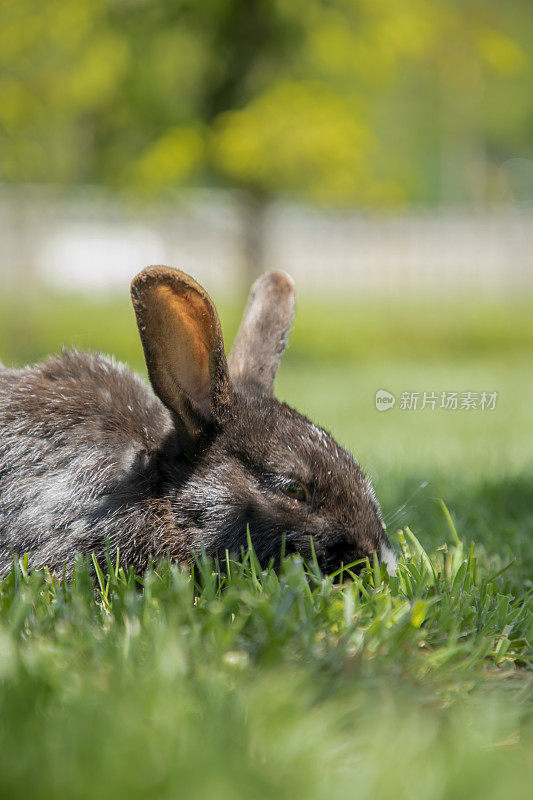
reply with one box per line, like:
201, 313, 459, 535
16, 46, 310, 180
0, 350, 172, 573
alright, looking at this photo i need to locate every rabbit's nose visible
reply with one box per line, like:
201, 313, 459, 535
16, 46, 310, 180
380, 541, 398, 575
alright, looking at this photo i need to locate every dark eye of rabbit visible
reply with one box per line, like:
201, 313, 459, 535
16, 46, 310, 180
280, 481, 308, 502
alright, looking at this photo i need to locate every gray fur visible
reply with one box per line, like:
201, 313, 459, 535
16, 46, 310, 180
0, 267, 395, 577
228, 270, 295, 393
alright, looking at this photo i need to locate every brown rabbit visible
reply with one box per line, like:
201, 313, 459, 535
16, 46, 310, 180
0, 267, 396, 577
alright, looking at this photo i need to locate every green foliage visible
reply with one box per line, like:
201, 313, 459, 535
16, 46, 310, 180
0, 0, 531, 205
212, 79, 378, 203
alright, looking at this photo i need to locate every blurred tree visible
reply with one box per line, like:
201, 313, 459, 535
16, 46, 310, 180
0, 0, 531, 280
370, 0, 532, 204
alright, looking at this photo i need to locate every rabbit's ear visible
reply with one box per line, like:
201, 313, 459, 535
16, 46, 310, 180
228, 271, 295, 394
131, 267, 233, 434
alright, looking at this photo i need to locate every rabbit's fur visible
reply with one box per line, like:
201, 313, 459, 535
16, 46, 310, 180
0, 267, 396, 577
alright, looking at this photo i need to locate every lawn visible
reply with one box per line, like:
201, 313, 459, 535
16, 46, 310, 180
0, 291, 532, 799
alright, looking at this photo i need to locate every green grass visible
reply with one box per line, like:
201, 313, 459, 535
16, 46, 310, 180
0, 533, 532, 799
0, 292, 532, 798
2, 292, 533, 368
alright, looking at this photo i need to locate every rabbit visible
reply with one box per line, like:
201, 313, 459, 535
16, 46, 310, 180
0, 266, 397, 578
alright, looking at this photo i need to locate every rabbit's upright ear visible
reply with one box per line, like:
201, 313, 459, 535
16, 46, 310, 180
131, 267, 233, 435
228, 271, 295, 394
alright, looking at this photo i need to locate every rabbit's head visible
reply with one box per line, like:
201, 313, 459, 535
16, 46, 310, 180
131, 267, 396, 575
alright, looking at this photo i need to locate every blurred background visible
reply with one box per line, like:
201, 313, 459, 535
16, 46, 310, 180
1, 0, 533, 293
0, 0, 532, 567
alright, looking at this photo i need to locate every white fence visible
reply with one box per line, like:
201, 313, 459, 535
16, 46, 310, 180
0, 185, 532, 296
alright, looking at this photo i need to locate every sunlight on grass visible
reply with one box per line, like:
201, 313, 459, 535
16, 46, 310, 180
0, 523, 531, 800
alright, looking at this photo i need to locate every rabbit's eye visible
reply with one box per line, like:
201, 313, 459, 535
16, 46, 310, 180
281, 481, 307, 502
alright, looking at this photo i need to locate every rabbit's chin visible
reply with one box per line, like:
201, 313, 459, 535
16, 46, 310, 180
380, 542, 398, 575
